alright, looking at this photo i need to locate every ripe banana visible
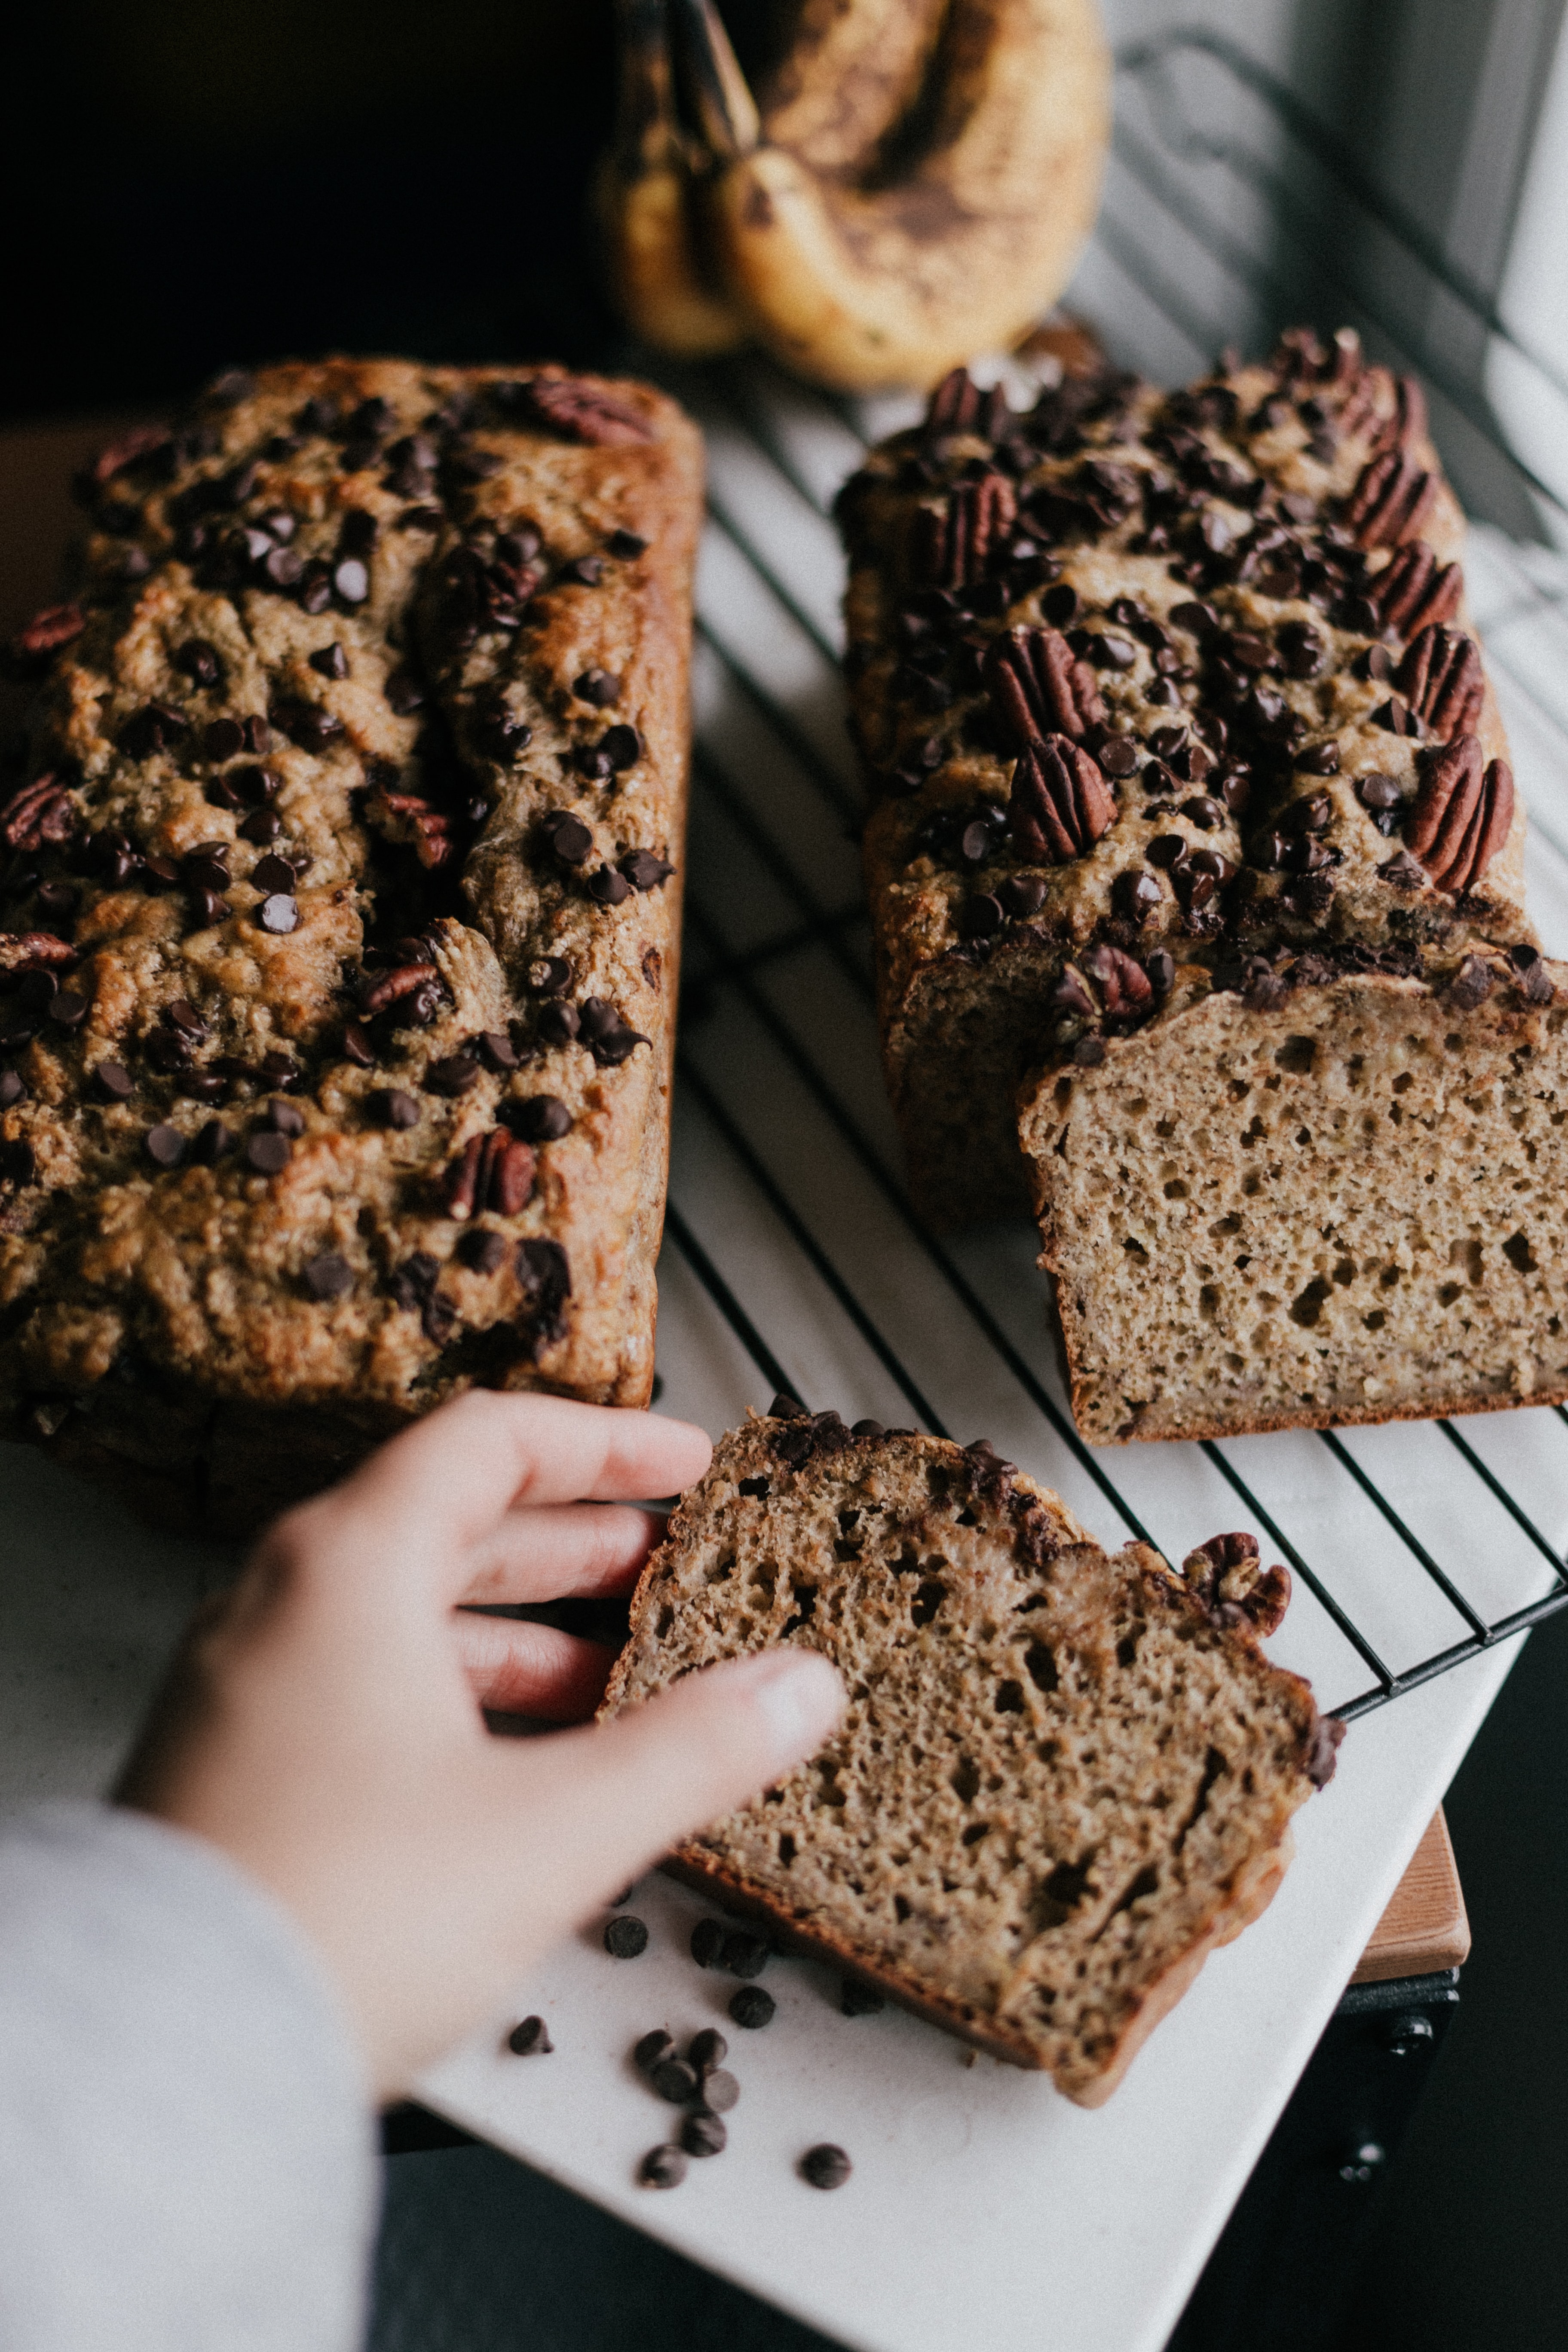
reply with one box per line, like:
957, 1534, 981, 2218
610, 0, 1112, 395
595, 0, 749, 361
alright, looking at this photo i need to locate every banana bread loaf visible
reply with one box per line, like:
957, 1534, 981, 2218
838, 328, 1531, 1224
601, 1404, 1338, 2105
0, 358, 702, 1531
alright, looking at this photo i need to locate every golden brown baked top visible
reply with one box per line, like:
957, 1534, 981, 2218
840, 327, 1531, 1060
0, 357, 702, 1435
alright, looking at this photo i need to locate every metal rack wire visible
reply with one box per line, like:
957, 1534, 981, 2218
641, 32, 1568, 1727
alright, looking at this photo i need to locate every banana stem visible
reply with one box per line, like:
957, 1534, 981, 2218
670, 0, 760, 162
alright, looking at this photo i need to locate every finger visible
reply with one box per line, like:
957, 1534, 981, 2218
297, 1392, 710, 1592
496, 1651, 846, 1921
453, 1615, 618, 1723
456, 1503, 668, 1606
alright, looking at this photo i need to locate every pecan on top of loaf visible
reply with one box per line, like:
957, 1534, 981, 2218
0, 358, 701, 1492
841, 327, 1536, 1220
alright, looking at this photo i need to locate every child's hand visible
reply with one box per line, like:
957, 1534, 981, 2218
116, 1393, 843, 2096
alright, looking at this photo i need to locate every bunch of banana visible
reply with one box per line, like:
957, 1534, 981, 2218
597, 0, 1111, 393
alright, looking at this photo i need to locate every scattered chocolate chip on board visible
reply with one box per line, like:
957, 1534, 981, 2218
600, 1412, 1340, 2106
0, 358, 701, 1534
839, 328, 1565, 1441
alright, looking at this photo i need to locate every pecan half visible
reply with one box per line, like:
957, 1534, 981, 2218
358, 960, 439, 1017
85, 423, 172, 489
1372, 540, 1462, 637
983, 625, 1105, 748
1008, 736, 1115, 863
1344, 449, 1437, 548
444, 1129, 536, 1221
1405, 735, 1514, 894
921, 368, 1008, 441
1083, 941, 1153, 1020
1, 775, 77, 853
8, 602, 86, 673
513, 377, 651, 447
1378, 373, 1427, 453
375, 790, 454, 870
0, 931, 77, 974
910, 471, 1017, 592
1394, 625, 1483, 741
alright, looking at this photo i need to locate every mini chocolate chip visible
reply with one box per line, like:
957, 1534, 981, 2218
510, 1095, 572, 1143
723, 1932, 769, 1980
304, 1253, 352, 1300
145, 1123, 184, 1167
801, 2144, 851, 2190
426, 1055, 480, 1097
639, 2145, 686, 2189
246, 1130, 292, 1173
94, 1060, 133, 1101
508, 2015, 553, 2056
652, 2057, 699, 2102
682, 2111, 727, 2158
309, 643, 348, 680
257, 893, 298, 934
729, 1986, 775, 2030
688, 2028, 728, 2070
635, 2029, 677, 2073
604, 1914, 649, 1959
701, 2069, 739, 2113
575, 668, 620, 706
691, 1919, 726, 1968
332, 557, 369, 606
609, 530, 648, 559
840, 1980, 886, 2017
589, 866, 633, 906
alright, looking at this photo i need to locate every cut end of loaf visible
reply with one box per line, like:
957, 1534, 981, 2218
602, 1412, 1331, 2103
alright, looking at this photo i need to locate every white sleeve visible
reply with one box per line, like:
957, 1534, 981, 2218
0, 1801, 379, 2352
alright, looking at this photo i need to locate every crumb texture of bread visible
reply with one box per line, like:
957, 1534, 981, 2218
0, 358, 702, 1528
1022, 959, 1568, 1441
602, 1416, 1325, 2104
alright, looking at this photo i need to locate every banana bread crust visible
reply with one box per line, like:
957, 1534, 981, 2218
0, 358, 703, 1530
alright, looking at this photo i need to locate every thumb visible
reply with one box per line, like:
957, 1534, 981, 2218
513, 1649, 845, 1926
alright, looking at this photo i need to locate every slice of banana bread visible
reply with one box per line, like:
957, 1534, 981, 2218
1020, 944, 1568, 1441
836, 328, 1531, 1224
0, 358, 702, 1530
601, 1407, 1338, 2105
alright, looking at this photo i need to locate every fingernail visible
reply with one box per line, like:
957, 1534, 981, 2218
734, 1649, 845, 1760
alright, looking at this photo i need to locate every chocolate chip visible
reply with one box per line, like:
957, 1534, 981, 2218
1145, 949, 1176, 997
548, 815, 594, 865
510, 1094, 572, 1143
145, 1123, 184, 1167
257, 893, 298, 934
0, 1138, 36, 1183
202, 717, 243, 763
652, 2057, 699, 2102
840, 1979, 886, 2017
1355, 644, 1394, 683
600, 724, 642, 771
701, 2069, 739, 2113
527, 956, 573, 996
192, 1120, 233, 1164
246, 1130, 292, 1174
1448, 955, 1495, 1011
249, 854, 298, 894
459, 1228, 508, 1274
604, 1914, 649, 1959
729, 1986, 775, 2030
332, 558, 369, 606
562, 556, 604, 586
589, 866, 632, 906
267, 1097, 305, 1136
1112, 869, 1162, 923
574, 745, 614, 782
0, 1070, 28, 1109
801, 2144, 851, 2190
959, 892, 1004, 938
309, 643, 348, 680
173, 638, 223, 689
35, 882, 79, 924
426, 1055, 480, 1097
722, 1932, 769, 1980
609, 530, 648, 559
46, 992, 89, 1028
1357, 773, 1404, 810
1073, 1035, 1106, 1067
304, 1253, 352, 1300
635, 2029, 676, 2073
639, 2145, 686, 2189
688, 2027, 728, 2071
298, 563, 332, 615
506, 2015, 553, 2056
1099, 735, 1138, 777
691, 1919, 726, 1969
1179, 796, 1225, 830
476, 1030, 519, 1072
384, 668, 424, 716
998, 873, 1047, 918
537, 1001, 580, 1046
682, 2111, 727, 2159
94, 1060, 133, 1101
770, 1392, 807, 1418
621, 849, 674, 891
1297, 740, 1341, 776
574, 668, 620, 706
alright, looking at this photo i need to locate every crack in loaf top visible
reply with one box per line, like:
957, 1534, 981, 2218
0, 357, 703, 1446
840, 327, 1533, 1063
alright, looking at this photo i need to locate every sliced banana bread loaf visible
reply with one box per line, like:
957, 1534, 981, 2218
836, 328, 1530, 1224
0, 358, 701, 1530
1020, 944, 1568, 1441
601, 1407, 1338, 2105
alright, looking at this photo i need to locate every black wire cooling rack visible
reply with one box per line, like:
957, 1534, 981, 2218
635, 30, 1568, 1727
